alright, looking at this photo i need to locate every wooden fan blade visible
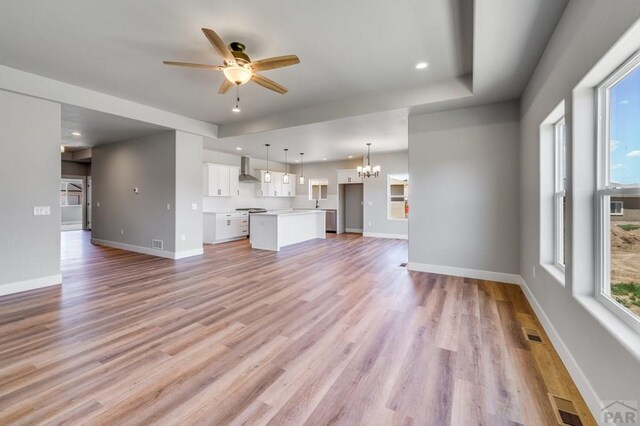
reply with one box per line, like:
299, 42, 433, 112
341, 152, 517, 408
251, 74, 288, 94
248, 55, 300, 72
163, 61, 223, 70
202, 28, 235, 64
218, 79, 233, 94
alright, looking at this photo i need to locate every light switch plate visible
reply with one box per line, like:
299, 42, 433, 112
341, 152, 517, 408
33, 206, 51, 216
192, 203, 198, 210
166, 203, 171, 210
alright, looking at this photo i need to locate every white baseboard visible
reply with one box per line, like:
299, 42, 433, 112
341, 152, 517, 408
91, 239, 202, 260
363, 232, 408, 240
61, 223, 82, 231
518, 277, 601, 420
407, 262, 521, 284
0, 274, 61, 296
174, 248, 204, 259
345, 228, 363, 233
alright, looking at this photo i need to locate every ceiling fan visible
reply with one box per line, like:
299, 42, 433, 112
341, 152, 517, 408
163, 28, 300, 96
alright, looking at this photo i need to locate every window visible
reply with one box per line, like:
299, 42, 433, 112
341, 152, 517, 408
610, 200, 624, 216
60, 180, 83, 206
388, 173, 408, 220
597, 52, 640, 332
554, 118, 567, 270
308, 178, 328, 201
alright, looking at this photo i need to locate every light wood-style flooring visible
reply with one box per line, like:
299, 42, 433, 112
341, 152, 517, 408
0, 231, 594, 425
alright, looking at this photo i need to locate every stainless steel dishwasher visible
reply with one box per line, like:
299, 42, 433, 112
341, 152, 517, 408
324, 209, 337, 233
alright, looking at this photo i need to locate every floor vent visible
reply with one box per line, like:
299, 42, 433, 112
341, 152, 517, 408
548, 394, 583, 426
399, 262, 408, 267
152, 239, 164, 250
522, 327, 543, 343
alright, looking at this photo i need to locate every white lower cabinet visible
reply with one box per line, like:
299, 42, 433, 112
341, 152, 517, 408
203, 212, 249, 243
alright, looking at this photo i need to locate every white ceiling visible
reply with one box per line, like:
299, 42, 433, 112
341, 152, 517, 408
204, 109, 409, 163
61, 105, 169, 148
0, 0, 471, 125
0, 0, 568, 161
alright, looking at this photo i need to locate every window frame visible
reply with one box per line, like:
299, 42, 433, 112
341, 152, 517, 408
387, 173, 409, 221
610, 200, 624, 216
596, 51, 640, 334
553, 117, 566, 271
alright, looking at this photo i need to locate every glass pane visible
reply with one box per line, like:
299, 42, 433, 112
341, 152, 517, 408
608, 195, 640, 320
557, 121, 567, 191
388, 174, 409, 220
609, 65, 640, 186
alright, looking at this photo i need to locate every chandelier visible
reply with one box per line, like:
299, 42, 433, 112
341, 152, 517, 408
357, 143, 381, 178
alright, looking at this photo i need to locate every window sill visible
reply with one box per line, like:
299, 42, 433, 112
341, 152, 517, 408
541, 263, 565, 286
575, 295, 640, 364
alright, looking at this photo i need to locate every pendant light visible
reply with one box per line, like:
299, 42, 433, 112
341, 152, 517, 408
299, 153, 305, 184
357, 143, 381, 178
264, 144, 272, 183
283, 148, 290, 184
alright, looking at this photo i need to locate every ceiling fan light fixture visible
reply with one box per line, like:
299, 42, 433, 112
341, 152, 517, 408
223, 66, 252, 85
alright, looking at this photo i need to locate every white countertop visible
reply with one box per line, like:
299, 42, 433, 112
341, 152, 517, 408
253, 209, 325, 217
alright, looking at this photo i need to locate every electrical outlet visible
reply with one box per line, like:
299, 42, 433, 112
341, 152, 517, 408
120, 229, 124, 236
192, 203, 198, 210
532, 266, 536, 278
96, 202, 100, 208
133, 187, 139, 194
181, 234, 186, 241
368, 221, 372, 226
166, 203, 171, 210
368, 201, 373, 206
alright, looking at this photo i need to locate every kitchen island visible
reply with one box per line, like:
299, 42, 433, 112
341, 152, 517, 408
250, 210, 326, 251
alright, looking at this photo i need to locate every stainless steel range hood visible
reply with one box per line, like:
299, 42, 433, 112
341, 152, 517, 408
239, 156, 259, 182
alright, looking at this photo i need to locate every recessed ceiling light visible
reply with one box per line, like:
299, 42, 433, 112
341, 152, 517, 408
236, 147, 242, 150
71, 131, 82, 137
415, 62, 428, 70
348, 155, 353, 158
295, 160, 299, 163
322, 158, 327, 161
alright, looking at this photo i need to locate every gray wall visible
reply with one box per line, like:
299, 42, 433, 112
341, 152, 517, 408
344, 184, 363, 231
0, 90, 61, 289
408, 101, 520, 274
520, 0, 640, 408
92, 131, 177, 252
175, 131, 203, 253
61, 160, 90, 177
363, 152, 409, 237
292, 158, 363, 210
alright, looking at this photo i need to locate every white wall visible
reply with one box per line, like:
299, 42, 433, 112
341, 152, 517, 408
363, 152, 409, 238
0, 90, 61, 294
520, 0, 640, 413
408, 101, 520, 279
175, 131, 203, 254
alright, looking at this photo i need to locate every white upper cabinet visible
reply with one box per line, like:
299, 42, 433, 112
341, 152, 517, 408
256, 171, 297, 197
337, 169, 362, 184
203, 163, 240, 197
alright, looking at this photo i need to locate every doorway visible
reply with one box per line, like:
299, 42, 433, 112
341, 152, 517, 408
338, 183, 363, 234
